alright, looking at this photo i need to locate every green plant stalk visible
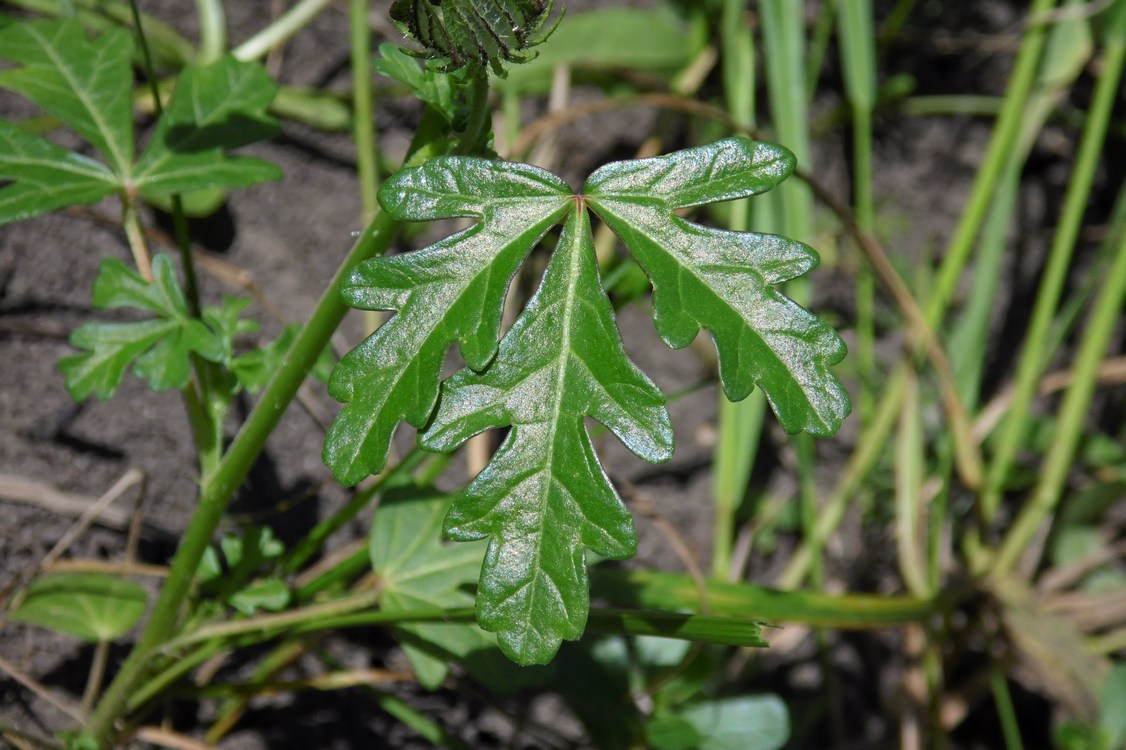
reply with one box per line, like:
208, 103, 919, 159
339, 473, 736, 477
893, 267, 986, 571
231, 0, 335, 62
991, 671, 1026, 750
925, 0, 1056, 325
895, 370, 928, 595
712, 0, 762, 580
837, 0, 876, 426
982, 8, 1126, 521
127, 640, 226, 712
348, 0, 380, 336
349, 0, 379, 219
779, 0, 1062, 587
130, 0, 225, 473
455, 64, 491, 156
120, 196, 154, 281
805, 0, 836, 98
85, 209, 402, 748
193, 0, 226, 64
992, 216, 1126, 576
759, 0, 822, 586
591, 568, 938, 627
282, 446, 429, 574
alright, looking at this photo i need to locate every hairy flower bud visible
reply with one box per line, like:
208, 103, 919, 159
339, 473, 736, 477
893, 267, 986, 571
389, 0, 560, 76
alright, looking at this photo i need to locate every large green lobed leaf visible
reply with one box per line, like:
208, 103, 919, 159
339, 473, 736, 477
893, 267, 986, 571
324, 158, 571, 486
586, 139, 850, 435
325, 137, 849, 664
0, 18, 281, 223
422, 209, 673, 664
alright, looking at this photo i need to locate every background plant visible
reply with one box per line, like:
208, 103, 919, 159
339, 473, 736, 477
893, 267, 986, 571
0, 1, 1124, 749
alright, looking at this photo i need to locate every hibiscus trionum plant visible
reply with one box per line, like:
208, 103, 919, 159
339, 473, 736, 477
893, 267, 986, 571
323, 136, 850, 664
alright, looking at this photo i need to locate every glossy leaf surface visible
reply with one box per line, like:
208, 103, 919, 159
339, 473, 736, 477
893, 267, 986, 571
325, 137, 848, 664
324, 158, 570, 485
587, 138, 850, 435
422, 210, 673, 664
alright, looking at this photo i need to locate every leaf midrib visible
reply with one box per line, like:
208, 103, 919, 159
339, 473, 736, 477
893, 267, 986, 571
25, 24, 130, 175
593, 198, 817, 413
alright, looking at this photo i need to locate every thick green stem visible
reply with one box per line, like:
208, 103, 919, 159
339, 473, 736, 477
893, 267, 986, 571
84, 209, 401, 747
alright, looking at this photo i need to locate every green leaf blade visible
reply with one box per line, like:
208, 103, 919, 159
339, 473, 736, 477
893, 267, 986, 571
421, 209, 672, 664
323, 158, 571, 486
0, 120, 118, 224
370, 488, 494, 689
58, 255, 224, 400
133, 56, 282, 196
9, 572, 148, 643
586, 137, 850, 437
0, 19, 134, 174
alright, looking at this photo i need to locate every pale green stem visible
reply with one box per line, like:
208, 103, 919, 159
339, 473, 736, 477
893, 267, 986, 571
231, 0, 334, 62
193, 0, 226, 64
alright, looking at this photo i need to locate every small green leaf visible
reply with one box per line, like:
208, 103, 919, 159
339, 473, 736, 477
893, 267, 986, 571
0, 120, 119, 224
675, 695, 789, 750
58, 254, 224, 400
586, 138, 850, 436
133, 56, 282, 197
324, 157, 570, 486
8, 572, 147, 643
370, 488, 495, 689
0, 18, 134, 174
422, 209, 673, 664
375, 43, 465, 126
228, 578, 291, 615
646, 714, 702, 750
